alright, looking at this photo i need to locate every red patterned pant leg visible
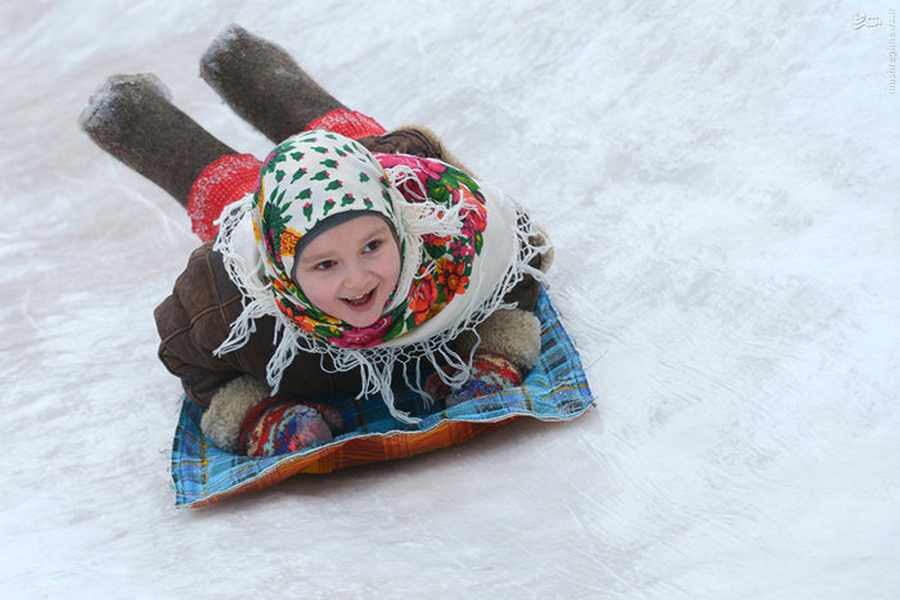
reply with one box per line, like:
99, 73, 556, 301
187, 153, 262, 243
304, 108, 385, 140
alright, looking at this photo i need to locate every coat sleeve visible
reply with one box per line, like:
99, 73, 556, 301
154, 244, 246, 408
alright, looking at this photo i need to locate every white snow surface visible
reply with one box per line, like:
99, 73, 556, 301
2, 1, 898, 598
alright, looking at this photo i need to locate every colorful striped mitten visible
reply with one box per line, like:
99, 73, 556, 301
427, 351, 524, 409
424, 307, 540, 408
238, 397, 345, 457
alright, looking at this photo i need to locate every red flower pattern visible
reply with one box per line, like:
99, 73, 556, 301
408, 275, 439, 325
332, 317, 392, 349
375, 153, 447, 189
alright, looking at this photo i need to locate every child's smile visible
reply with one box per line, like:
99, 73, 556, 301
293, 214, 401, 328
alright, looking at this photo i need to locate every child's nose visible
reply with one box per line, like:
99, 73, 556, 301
343, 262, 371, 292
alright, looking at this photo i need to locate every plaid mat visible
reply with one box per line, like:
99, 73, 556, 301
170, 288, 595, 508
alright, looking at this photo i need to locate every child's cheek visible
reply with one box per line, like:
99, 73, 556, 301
299, 272, 329, 306
388, 240, 402, 285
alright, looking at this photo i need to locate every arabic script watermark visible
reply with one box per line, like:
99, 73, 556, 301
890, 9, 897, 94
854, 10, 896, 94
854, 12, 883, 28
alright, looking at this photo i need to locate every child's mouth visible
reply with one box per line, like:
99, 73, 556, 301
343, 287, 376, 309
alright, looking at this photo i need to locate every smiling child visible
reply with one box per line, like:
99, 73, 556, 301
80, 25, 552, 457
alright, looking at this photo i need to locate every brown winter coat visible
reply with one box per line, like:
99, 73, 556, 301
154, 127, 541, 407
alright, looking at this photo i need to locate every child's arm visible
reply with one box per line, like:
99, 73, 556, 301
361, 125, 474, 175
155, 243, 351, 450
154, 245, 246, 408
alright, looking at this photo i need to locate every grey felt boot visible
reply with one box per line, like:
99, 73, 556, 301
79, 73, 236, 207
200, 24, 346, 144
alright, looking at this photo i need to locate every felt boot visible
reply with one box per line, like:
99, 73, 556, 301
79, 73, 236, 207
200, 24, 384, 142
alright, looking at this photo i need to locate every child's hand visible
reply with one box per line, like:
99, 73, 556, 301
239, 398, 335, 456
442, 352, 524, 409
423, 371, 455, 405
424, 351, 524, 410
200, 376, 346, 455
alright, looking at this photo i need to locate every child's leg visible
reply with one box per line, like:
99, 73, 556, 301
80, 73, 260, 242
79, 74, 236, 207
200, 24, 385, 142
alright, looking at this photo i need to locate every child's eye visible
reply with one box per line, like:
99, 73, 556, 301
363, 239, 383, 253
315, 260, 335, 271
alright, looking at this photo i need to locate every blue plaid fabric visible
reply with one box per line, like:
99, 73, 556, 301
171, 287, 595, 507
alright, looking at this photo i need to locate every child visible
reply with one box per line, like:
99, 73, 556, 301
80, 25, 552, 457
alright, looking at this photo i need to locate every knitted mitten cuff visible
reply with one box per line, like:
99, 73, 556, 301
200, 375, 269, 452
305, 108, 386, 140
238, 397, 340, 457
453, 308, 542, 372
187, 153, 262, 242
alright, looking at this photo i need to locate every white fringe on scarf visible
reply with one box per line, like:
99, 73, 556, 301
211, 165, 550, 425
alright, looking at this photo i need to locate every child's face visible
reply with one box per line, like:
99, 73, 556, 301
293, 215, 401, 328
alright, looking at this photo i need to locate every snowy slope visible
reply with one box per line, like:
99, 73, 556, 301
2, 1, 898, 598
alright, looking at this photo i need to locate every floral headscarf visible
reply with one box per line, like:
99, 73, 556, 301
250, 130, 487, 349
212, 130, 544, 423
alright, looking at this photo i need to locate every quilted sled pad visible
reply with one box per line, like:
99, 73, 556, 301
170, 288, 595, 508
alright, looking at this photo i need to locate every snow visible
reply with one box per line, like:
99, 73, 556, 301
199, 23, 246, 80
78, 73, 172, 132
2, 1, 899, 598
